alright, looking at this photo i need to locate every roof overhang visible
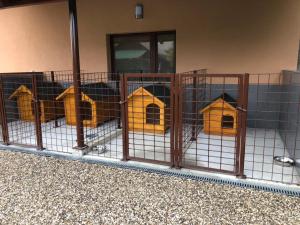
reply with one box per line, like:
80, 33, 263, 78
0, 0, 66, 9
9, 85, 32, 100
128, 87, 165, 107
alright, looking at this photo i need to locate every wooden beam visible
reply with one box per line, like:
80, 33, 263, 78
0, 0, 65, 9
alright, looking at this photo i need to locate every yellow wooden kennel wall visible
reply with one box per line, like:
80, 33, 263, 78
127, 85, 170, 134
200, 93, 238, 136
9, 83, 64, 123
56, 83, 117, 128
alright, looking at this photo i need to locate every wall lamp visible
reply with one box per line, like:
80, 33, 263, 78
135, 4, 143, 20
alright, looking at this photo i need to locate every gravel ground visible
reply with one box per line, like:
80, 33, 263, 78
0, 151, 299, 225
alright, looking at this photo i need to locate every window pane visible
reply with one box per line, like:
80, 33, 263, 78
157, 34, 175, 73
113, 35, 151, 73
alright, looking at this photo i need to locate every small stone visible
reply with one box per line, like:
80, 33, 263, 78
0, 150, 299, 225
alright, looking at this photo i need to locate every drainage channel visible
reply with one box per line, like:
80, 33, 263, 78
0, 144, 300, 197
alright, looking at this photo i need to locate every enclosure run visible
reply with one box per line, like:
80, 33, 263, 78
0, 69, 299, 185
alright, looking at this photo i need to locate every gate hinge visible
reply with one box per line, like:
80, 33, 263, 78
119, 100, 127, 105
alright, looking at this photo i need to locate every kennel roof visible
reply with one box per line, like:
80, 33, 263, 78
9, 81, 64, 101
202, 93, 237, 111
81, 82, 116, 100
128, 84, 170, 106
56, 82, 116, 102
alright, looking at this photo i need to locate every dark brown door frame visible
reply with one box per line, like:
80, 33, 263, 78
108, 31, 176, 74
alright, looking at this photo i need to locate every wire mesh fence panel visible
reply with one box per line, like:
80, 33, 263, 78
0, 114, 3, 143
0, 77, 4, 144
123, 74, 175, 166
33, 71, 78, 153
80, 72, 122, 159
245, 72, 300, 185
1, 73, 41, 147
1, 69, 299, 185
179, 74, 243, 174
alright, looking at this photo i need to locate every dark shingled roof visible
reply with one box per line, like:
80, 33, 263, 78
15, 82, 63, 101
81, 82, 116, 101
3, 73, 63, 101
204, 93, 237, 109
36, 82, 64, 100
144, 84, 170, 106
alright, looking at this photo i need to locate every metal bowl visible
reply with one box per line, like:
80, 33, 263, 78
273, 156, 295, 167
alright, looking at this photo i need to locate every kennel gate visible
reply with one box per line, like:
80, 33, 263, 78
121, 73, 176, 166
176, 73, 249, 176
120, 73, 248, 175
0, 72, 249, 176
0, 73, 44, 149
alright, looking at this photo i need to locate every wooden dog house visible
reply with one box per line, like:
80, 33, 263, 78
200, 93, 238, 136
9, 82, 64, 123
127, 84, 170, 134
56, 83, 117, 128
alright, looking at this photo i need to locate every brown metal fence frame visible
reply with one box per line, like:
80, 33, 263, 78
176, 73, 249, 175
237, 73, 249, 177
7, 71, 298, 183
1, 71, 300, 184
121, 73, 176, 167
0, 76, 9, 145
31, 74, 44, 150
0, 71, 249, 176
0, 72, 45, 149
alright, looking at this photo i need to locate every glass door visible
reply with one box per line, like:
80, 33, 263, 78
112, 34, 151, 73
157, 33, 176, 73
110, 31, 175, 76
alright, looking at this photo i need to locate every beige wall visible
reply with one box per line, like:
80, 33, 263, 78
0, 0, 299, 74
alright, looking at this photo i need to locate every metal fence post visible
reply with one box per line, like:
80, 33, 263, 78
51, 71, 59, 128
69, 0, 85, 149
175, 74, 182, 168
191, 70, 197, 141
120, 74, 129, 160
169, 74, 176, 167
116, 72, 121, 129
0, 76, 9, 145
32, 74, 43, 150
237, 73, 249, 178
235, 76, 242, 175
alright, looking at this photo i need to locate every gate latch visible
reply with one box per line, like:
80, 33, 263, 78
119, 100, 127, 105
236, 106, 247, 112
